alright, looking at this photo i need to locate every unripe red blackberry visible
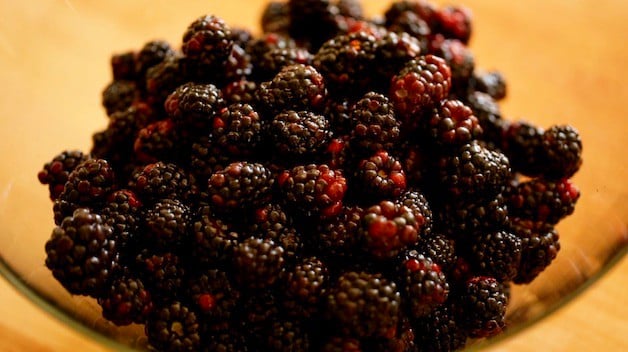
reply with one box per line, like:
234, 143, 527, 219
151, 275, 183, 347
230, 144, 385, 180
389, 55, 451, 124
354, 150, 407, 200
277, 164, 348, 218
45, 208, 118, 297
433, 5, 473, 44
38, 150, 90, 201
361, 200, 421, 259
325, 271, 401, 338
424, 99, 483, 147
506, 177, 580, 225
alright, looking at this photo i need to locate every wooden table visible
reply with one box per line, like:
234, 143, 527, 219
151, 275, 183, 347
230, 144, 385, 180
0, 0, 626, 351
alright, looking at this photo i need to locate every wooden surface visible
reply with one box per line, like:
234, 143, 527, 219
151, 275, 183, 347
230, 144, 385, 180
0, 0, 627, 351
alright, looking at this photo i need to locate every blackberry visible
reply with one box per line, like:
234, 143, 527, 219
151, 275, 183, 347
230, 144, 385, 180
506, 177, 580, 225
247, 33, 297, 75
228, 27, 254, 48
221, 43, 254, 84
101, 80, 139, 116
465, 91, 503, 146
255, 46, 313, 82
510, 218, 561, 284
59, 158, 117, 207
372, 31, 422, 92
323, 135, 354, 170
313, 32, 378, 98
424, 99, 482, 147
165, 82, 225, 134
45, 208, 118, 297
288, 0, 340, 50
211, 103, 263, 157
135, 40, 176, 82
283, 256, 329, 318
500, 120, 545, 176
203, 329, 249, 352
337, 0, 364, 19
541, 124, 583, 179
145, 54, 186, 111
181, 15, 233, 73
206, 161, 274, 212
437, 141, 511, 199
38, 150, 90, 201
143, 198, 190, 249
433, 5, 473, 44
133, 118, 180, 164
129, 161, 192, 203
186, 269, 239, 329
368, 315, 417, 352
399, 144, 432, 187
397, 250, 449, 318
387, 11, 431, 46
265, 319, 311, 352
349, 91, 401, 153
232, 237, 286, 289
389, 55, 451, 123
110, 51, 137, 81
101, 189, 142, 254
98, 275, 153, 326
325, 98, 354, 135
435, 194, 509, 239
467, 230, 522, 282
398, 189, 433, 238
413, 303, 468, 352
416, 232, 457, 273
315, 205, 364, 262
268, 110, 331, 159
246, 203, 291, 241
361, 200, 421, 259
457, 276, 508, 338
188, 136, 232, 187
192, 205, 240, 267
320, 337, 363, 352
472, 70, 507, 101
145, 301, 201, 352
383, 0, 437, 28
277, 164, 348, 218
256, 63, 327, 115
430, 38, 475, 98
261, 1, 290, 35
354, 150, 407, 200
221, 79, 258, 105
135, 250, 185, 303
325, 271, 401, 338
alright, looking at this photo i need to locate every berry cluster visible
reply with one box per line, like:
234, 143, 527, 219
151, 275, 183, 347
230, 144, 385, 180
39, 1, 582, 351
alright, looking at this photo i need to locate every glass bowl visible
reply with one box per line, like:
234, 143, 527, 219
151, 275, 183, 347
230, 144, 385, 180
0, 0, 626, 351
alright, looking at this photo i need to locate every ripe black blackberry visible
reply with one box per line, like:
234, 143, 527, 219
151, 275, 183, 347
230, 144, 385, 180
429, 38, 476, 98
372, 31, 422, 92
192, 205, 240, 267
541, 124, 583, 180
424, 99, 483, 147
268, 110, 331, 160
145, 54, 186, 111
58, 158, 117, 209
457, 276, 508, 338
397, 250, 449, 318
399, 144, 433, 187
389, 55, 451, 124
211, 103, 263, 157
435, 194, 509, 240
283, 256, 329, 319
145, 301, 201, 351
206, 161, 274, 212
500, 120, 545, 176
265, 319, 311, 352
465, 91, 504, 147
288, 0, 340, 50
203, 328, 249, 352
349, 91, 401, 154
361, 200, 421, 260
185, 268, 240, 330
256, 63, 327, 116
506, 177, 580, 225
245, 203, 291, 240
101, 189, 142, 255
315, 205, 364, 262
246, 33, 297, 73
337, 0, 364, 19
467, 230, 522, 282
325, 271, 401, 338
101, 80, 139, 116
320, 336, 362, 352
383, 0, 437, 28
261, 1, 290, 34
165, 82, 225, 134
45, 208, 118, 297
437, 141, 511, 200
38, 150, 90, 201
413, 303, 468, 352
277, 164, 348, 218
472, 70, 507, 100
312, 32, 378, 98
255, 46, 313, 82
181, 15, 233, 76
188, 137, 232, 188
416, 232, 457, 273
221, 79, 258, 105
221, 43, 254, 85
386, 11, 431, 52
134, 250, 185, 303
110, 51, 137, 81
353, 150, 407, 200
325, 98, 354, 135
135, 40, 176, 83
133, 119, 181, 165
398, 189, 433, 237
128, 161, 192, 203
98, 274, 153, 326
232, 236, 286, 289
143, 198, 191, 249
510, 218, 561, 284
433, 5, 473, 44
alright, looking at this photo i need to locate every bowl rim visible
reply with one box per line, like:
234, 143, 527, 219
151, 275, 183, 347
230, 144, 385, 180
1, 244, 626, 351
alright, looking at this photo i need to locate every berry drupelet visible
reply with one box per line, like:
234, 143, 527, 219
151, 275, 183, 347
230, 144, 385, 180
45, 208, 118, 297
267, 110, 331, 160
206, 161, 274, 212
145, 301, 202, 352
397, 250, 449, 318
353, 150, 407, 200
38, 150, 90, 201
349, 91, 401, 154
506, 177, 580, 225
